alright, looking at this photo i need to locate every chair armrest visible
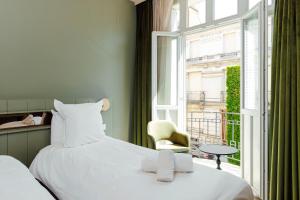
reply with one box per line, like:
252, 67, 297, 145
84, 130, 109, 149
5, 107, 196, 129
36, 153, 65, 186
170, 131, 190, 147
147, 134, 156, 149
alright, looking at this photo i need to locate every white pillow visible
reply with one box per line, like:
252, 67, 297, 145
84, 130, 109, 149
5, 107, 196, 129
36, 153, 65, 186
50, 110, 65, 146
54, 99, 105, 147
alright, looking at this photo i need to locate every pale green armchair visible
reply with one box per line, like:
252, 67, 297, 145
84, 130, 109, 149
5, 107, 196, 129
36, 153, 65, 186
147, 120, 190, 153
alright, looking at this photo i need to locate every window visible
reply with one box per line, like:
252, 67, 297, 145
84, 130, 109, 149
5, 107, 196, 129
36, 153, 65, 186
157, 36, 178, 106
188, 0, 206, 27
214, 0, 238, 20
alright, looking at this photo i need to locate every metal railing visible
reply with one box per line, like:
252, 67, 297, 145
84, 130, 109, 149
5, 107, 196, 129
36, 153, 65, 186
186, 51, 240, 65
186, 91, 226, 104
186, 91, 206, 103
186, 111, 240, 163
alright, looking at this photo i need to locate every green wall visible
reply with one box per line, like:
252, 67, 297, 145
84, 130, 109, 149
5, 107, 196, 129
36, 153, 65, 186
0, 0, 136, 141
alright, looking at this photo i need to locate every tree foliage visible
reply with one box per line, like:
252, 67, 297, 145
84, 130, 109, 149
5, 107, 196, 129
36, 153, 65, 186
226, 66, 240, 165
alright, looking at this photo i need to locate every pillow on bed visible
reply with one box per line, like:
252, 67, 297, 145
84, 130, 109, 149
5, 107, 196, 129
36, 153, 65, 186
51, 110, 65, 146
54, 99, 105, 147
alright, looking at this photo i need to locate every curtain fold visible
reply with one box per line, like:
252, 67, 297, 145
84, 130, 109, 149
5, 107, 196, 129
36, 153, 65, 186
130, 0, 153, 147
269, 0, 300, 199
153, 0, 174, 31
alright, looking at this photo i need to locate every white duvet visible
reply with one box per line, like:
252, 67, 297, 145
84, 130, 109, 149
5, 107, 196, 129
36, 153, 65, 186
0, 156, 55, 200
30, 136, 253, 200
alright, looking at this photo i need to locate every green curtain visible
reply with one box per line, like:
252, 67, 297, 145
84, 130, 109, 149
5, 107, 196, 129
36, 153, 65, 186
130, 0, 153, 147
269, 0, 300, 199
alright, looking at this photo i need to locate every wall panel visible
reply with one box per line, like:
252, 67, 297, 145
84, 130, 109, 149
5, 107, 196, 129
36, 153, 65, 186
28, 130, 50, 165
7, 133, 28, 165
0, 134, 7, 155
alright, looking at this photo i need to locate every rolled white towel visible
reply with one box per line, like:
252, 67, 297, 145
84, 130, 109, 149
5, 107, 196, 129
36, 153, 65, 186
157, 150, 175, 182
141, 153, 193, 173
141, 157, 157, 173
174, 153, 193, 173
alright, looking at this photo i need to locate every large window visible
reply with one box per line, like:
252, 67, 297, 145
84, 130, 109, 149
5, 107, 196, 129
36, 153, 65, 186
152, 0, 275, 198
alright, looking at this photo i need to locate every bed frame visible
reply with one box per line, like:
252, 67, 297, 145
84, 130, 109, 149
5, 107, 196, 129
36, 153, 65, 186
0, 98, 110, 167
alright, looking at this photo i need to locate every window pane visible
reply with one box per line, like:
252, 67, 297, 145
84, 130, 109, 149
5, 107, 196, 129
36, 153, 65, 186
185, 23, 241, 109
188, 0, 206, 27
169, 110, 178, 124
243, 12, 259, 110
214, 0, 238, 20
186, 23, 240, 58
157, 110, 166, 120
249, 0, 261, 9
157, 36, 178, 105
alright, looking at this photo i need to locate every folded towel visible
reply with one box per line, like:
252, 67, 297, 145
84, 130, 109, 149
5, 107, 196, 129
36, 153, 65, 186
174, 153, 193, 173
157, 150, 175, 182
141, 157, 157, 173
141, 153, 193, 173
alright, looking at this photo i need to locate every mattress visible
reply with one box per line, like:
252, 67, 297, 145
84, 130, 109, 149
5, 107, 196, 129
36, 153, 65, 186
0, 155, 55, 200
30, 136, 253, 200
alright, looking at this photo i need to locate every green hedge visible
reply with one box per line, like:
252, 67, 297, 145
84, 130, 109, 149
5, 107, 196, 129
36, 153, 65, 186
226, 66, 240, 165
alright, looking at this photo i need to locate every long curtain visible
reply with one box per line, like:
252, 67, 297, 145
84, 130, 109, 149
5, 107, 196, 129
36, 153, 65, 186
130, 0, 153, 147
269, 0, 300, 199
153, 0, 174, 31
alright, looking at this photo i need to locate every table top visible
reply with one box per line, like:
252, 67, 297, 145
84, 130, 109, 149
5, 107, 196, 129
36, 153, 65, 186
199, 144, 238, 155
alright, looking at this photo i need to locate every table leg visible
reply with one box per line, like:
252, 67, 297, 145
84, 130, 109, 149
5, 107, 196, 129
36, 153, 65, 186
216, 155, 221, 170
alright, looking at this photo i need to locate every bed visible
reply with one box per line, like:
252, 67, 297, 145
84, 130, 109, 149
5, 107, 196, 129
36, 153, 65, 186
0, 155, 55, 200
30, 136, 254, 200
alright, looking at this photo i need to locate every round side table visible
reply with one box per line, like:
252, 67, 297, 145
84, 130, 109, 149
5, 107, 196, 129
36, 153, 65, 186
199, 144, 238, 170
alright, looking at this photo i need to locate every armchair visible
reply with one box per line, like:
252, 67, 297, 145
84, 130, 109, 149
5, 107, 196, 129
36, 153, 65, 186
147, 120, 190, 153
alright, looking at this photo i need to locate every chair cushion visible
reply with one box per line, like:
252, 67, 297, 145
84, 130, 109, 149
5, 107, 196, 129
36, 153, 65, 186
169, 132, 189, 147
156, 140, 189, 153
156, 140, 174, 146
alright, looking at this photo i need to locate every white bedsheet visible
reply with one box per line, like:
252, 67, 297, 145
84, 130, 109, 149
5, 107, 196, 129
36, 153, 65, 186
0, 155, 55, 200
30, 136, 253, 200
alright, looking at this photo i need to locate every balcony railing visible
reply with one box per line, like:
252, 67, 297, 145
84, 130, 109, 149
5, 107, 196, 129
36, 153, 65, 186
186, 51, 240, 65
186, 91, 226, 105
186, 111, 240, 164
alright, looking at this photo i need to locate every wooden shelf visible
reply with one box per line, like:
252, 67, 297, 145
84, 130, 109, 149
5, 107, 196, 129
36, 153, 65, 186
0, 125, 51, 135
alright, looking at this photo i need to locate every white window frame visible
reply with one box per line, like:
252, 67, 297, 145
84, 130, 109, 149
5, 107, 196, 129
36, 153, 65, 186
177, 0, 274, 33
240, 2, 266, 197
151, 31, 185, 130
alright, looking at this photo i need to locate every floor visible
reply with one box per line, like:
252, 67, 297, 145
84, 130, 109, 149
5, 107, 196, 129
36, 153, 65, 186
193, 157, 241, 177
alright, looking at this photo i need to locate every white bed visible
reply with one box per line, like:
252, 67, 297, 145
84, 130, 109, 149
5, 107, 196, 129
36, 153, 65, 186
0, 155, 55, 200
30, 136, 253, 200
